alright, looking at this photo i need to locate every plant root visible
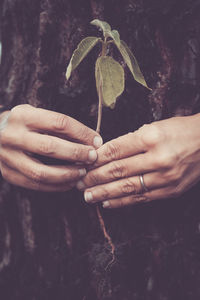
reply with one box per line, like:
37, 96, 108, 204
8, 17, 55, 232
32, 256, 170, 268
96, 204, 115, 269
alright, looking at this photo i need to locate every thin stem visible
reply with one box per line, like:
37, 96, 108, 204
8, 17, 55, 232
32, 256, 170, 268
95, 81, 116, 268
101, 41, 107, 57
96, 84, 103, 134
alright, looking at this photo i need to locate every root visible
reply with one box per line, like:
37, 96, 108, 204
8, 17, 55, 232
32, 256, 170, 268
96, 204, 115, 269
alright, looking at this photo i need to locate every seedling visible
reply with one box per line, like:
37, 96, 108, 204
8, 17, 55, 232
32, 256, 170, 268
66, 19, 150, 267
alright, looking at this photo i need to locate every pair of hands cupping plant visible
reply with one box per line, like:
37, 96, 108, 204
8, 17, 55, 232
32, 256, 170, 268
1, 19, 200, 266
1, 106, 200, 209
1, 20, 200, 207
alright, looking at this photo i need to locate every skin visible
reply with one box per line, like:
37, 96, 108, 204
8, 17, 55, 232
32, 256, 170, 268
77, 114, 200, 208
0, 104, 103, 192
1, 106, 200, 207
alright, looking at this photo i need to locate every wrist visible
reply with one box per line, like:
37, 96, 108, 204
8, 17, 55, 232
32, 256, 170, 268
184, 113, 200, 148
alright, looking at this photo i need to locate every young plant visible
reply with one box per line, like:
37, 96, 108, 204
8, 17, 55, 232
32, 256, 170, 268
66, 19, 150, 266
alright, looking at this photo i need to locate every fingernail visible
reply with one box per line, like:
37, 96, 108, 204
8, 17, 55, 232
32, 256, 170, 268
93, 136, 103, 148
84, 191, 93, 202
76, 180, 85, 190
88, 150, 97, 162
102, 201, 110, 208
79, 168, 86, 177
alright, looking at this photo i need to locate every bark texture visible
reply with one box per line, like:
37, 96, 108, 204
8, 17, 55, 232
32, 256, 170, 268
0, 0, 200, 299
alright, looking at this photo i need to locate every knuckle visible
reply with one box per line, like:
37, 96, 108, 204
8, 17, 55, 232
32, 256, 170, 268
53, 114, 69, 131
72, 147, 82, 161
79, 126, 90, 143
104, 141, 120, 161
139, 195, 149, 203
88, 171, 100, 185
10, 104, 32, 121
31, 179, 42, 190
154, 152, 172, 169
12, 104, 32, 111
164, 169, 180, 184
134, 195, 149, 205
29, 167, 47, 183
38, 138, 55, 155
100, 187, 110, 200
62, 170, 71, 181
110, 161, 125, 179
140, 124, 163, 147
121, 178, 136, 195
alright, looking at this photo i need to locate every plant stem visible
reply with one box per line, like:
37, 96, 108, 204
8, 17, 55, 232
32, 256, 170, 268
96, 82, 103, 134
101, 41, 107, 57
95, 83, 115, 268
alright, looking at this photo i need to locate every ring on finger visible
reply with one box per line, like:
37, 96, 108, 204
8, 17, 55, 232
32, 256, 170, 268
139, 174, 149, 193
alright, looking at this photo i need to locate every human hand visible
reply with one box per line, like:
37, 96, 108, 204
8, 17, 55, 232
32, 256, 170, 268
0, 104, 102, 191
77, 114, 200, 208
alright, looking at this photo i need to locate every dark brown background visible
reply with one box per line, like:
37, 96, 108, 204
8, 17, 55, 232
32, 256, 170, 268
0, 0, 200, 299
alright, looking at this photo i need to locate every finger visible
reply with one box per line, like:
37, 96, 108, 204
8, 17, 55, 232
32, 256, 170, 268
102, 195, 148, 209
101, 186, 175, 209
11, 105, 103, 148
78, 153, 156, 189
94, 123, 164, 167
1, 148, 87, 184
2, 131, 98, 163
1, 162, 75, 192
94, 131, 146, 167
83, 172, 168, 204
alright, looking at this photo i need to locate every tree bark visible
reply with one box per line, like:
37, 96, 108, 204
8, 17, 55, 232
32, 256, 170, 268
0, 0, 200, 299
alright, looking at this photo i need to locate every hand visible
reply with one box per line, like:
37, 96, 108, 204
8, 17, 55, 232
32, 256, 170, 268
77, 114, 200, 208
0, 104, 102, 191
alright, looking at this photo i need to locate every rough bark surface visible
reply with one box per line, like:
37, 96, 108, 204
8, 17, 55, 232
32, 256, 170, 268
0, 0, 200, 299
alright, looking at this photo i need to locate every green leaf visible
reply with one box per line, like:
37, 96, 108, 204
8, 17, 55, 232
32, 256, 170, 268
91, 20, 121, 47
118, 40, 151, 90
66, 37, 101, 80
91, 19, 111, 38
95, 56, 125, 108
107, 30, 121, 47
